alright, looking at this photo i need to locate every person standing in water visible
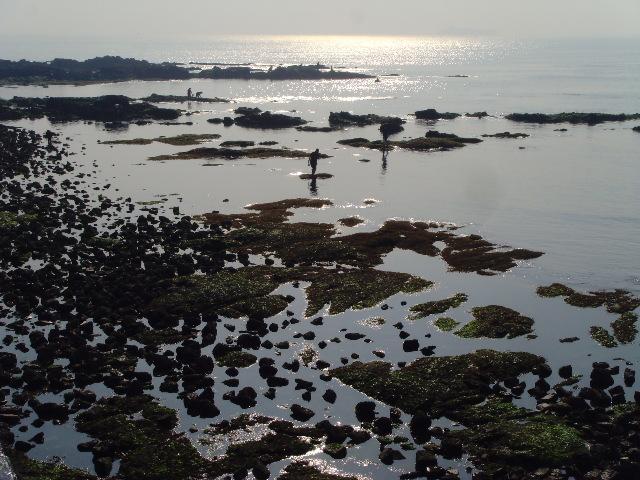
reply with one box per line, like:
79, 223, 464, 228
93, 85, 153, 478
187, 87, 192, 99
308, 148, 321, 176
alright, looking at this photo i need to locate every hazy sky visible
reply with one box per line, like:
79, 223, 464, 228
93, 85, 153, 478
1, 0, 638, 39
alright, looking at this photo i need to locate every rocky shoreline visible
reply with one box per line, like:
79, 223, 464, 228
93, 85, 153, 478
0, 122, 638, 480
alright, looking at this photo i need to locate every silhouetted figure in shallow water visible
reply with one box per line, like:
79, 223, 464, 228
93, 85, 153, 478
187, 88, 192, 99
308, 148, 321, 176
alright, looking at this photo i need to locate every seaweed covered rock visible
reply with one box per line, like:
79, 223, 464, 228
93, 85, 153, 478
409, 293, 468, 319
331, 349, 544, 416
536, 283, 640, 314
278, 461, 357, 480
455, 305, 534, 339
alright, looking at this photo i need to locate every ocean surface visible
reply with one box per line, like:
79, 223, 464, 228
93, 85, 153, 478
0, 35, 639, 479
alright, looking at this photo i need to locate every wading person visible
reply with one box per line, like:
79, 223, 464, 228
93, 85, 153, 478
187, 87, 192, 99
308, 148, 321, 176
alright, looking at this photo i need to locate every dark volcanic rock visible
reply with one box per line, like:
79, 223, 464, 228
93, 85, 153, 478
234, 112, 307, 129
414, 109, 460, 120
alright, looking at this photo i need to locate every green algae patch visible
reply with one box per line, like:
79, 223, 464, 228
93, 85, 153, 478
150, 267, 282, 315
0, 211, 37, 229
409, 293, 468, 320
537, 283, 639, 314
455, 305, 534, 339
451, 396, 528, 426
434, 316, 460, 332
213, 433, 314, 476
279, 461, 357, 480
219, 294, 291, 319
536, 283, 575, 298
305, 269, 432, 316
330, 349, 544, 416
611, 312, 638, 344
457, 416, 588, 469
7, 450, 97, 480
590, 326, 618, 348
217, 351, 258, 368
75, 395, 211, 480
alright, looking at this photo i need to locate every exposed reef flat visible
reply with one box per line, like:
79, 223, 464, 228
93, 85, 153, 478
506, 112, 640, 125
337, 135, 480, 152
149, 147, 329, 161
0, 95, 180, 122
101, 133, 220, 146
197, 202, 542, 275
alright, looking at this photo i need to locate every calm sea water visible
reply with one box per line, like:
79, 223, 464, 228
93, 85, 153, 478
0, 36, 639, 478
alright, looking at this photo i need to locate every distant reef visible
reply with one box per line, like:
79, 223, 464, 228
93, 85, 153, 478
0, 95, 180, 122
0, 56, 372, 84
506, 112, 640, 125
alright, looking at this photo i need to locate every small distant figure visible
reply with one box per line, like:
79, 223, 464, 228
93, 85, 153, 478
195, 91, 203, 98
187, 87, 192, 99
308, 148, 321, 176
375, 77, 381, 83
44, 130, 54, 148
